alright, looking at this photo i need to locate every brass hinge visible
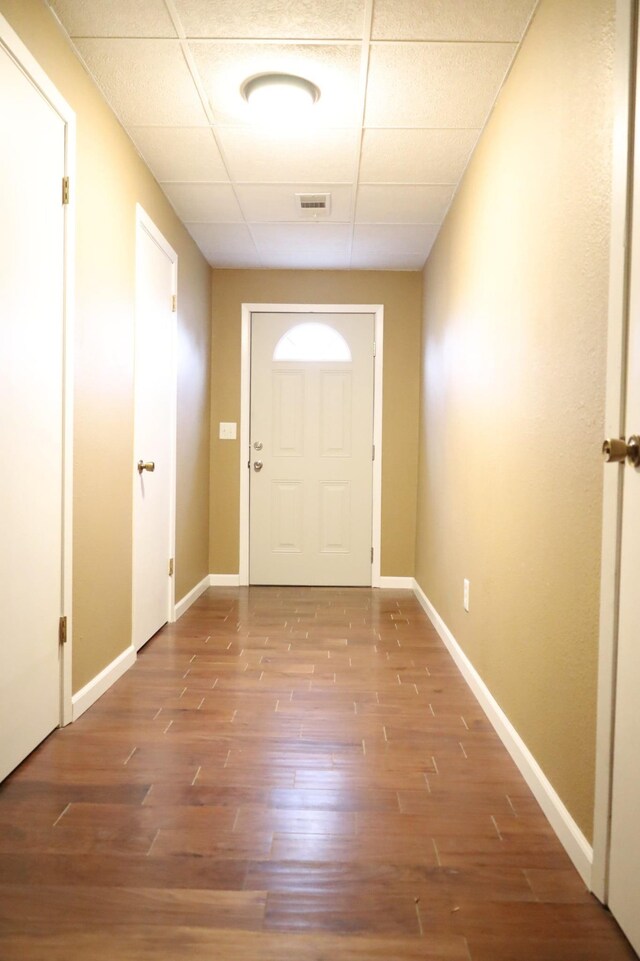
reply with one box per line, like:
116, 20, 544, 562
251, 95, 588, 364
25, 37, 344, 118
59, 615, 68, 645
372, 444, 375, 461
171, 294, 177, 313
62, 176, 70, 205
168, 558, 174, 576
371, 547, 374, 564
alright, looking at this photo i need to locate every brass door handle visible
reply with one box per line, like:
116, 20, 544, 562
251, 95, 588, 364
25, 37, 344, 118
602, 436, 640, 467
137, 460, 155, 474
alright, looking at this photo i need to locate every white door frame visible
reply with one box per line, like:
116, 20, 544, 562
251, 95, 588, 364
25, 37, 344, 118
239, 303, 384, 587
133, 205, 178, 630
592, 0, 636, 901
0, 13, 76, 727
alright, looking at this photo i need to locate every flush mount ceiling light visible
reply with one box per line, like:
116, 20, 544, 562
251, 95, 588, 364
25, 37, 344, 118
241, 73, 320, 122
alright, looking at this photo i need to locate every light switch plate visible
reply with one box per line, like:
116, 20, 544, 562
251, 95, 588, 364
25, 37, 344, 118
219, 421, 237, 440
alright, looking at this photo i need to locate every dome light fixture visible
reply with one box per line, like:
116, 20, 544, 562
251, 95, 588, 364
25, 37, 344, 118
241, 73, 320, 122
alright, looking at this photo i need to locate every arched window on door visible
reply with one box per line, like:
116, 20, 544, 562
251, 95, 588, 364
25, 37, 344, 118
273, 322, 352, 362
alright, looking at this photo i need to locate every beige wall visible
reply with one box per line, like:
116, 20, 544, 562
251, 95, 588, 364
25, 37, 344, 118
1, 0, 211, 691
210, 269, 422, 577
416, 0, 614, 838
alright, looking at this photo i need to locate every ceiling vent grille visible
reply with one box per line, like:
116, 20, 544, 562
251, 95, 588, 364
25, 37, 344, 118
295, 192, 331, 217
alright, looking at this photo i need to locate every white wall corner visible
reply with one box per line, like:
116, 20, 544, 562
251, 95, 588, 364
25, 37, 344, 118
412, 579, 594, 888
71, 645, 136, 722
174, 574, 211, 620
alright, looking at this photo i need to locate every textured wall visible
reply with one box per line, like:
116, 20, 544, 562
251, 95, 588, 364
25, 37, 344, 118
0, 0, 211, 691
416, 0, 614, 838
209, 269, 423, 577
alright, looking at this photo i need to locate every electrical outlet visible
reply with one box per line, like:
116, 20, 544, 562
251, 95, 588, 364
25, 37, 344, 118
463, 578, 470, 612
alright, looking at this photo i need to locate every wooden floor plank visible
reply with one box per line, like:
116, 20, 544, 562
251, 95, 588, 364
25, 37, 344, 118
0, 587, 634, 960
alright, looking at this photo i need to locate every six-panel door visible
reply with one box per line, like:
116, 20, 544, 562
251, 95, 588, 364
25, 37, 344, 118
249, 312, 374, 586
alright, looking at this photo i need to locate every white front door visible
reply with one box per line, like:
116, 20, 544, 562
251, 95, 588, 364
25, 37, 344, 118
132, 210, 176, 651
0, 36, 67, 778
249, 312, 374, 586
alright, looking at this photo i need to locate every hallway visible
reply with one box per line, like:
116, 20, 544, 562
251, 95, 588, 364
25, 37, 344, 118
0, 588, 634, 960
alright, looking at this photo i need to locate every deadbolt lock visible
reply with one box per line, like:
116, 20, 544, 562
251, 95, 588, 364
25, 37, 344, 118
602, 436, 640, 467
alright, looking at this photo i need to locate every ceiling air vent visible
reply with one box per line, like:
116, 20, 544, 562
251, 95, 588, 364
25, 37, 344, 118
295, 192, 331, 218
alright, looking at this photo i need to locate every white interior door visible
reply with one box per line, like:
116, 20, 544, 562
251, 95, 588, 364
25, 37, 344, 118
132, 210, 176, 651
249, 312, 374, 586
0, 38, 67, 778
606, 80, 640, 956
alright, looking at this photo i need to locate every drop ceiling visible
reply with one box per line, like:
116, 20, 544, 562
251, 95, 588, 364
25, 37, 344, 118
47, 0, 539, 271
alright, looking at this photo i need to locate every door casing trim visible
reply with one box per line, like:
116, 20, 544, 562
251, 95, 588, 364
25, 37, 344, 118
239, 303, 384, 587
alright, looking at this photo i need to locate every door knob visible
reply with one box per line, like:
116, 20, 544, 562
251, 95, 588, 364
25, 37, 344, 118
137, 460, 155, 474
602, 436, 640, 467
628, 435, 640, 467
253, 460, 263, 472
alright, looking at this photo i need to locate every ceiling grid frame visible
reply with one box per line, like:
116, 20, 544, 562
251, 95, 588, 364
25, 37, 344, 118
347, 0, 374, 268
48, 0, 541, 270
162, 0, 266, 267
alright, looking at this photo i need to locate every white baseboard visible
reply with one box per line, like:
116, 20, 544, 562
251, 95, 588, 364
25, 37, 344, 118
174, 574, 211, 619
209, 574, 411, 589
71, 645, 136, 721
375, 576, 414, 589
412, 578, 593, 887
207, 574, 412, 589
209, 573, 241, 587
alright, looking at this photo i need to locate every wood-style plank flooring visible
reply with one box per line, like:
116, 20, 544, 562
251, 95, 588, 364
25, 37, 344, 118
0, 588, 635, 960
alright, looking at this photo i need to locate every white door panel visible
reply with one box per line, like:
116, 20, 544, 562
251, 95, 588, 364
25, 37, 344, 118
0, 42, 66, 778
249, 312, 374, 586
607, 188, 640, 956
272, 371, 305, 455
319, 482, 351, 553
132, 214, 176, 651
321, 371, 353, 456
606, 21, 640, 952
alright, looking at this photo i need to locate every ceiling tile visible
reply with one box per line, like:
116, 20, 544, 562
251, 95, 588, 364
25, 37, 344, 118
73, 39, 208, 126
128, 127, 229, 182
201, 251, 262, 267
235, 184, 352, 222
250, 223, 351, 251
162, 184, 243, 222
185, 223, 258, 263
189, 41, 361, 127
350, 251, 428, 270
352, 223, 439, 254
216, 127, 359, 183
371, 0, 537, 42
50, 0, 536, 271
359, 128, 478, 184
365, 42, 516, 128
356, 184, 454, 224
260, 250, 351, 269
49, 0, 176, 37
174, 0, 365, 39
